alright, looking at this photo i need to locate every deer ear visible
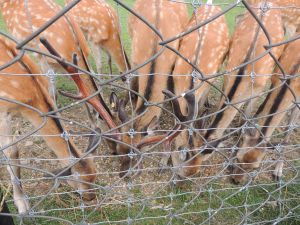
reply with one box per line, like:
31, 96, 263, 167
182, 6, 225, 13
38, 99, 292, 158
110, 92, 119, 112
118, 99, 129, 123
86, 128, 101, 154
146, 116, 159, 135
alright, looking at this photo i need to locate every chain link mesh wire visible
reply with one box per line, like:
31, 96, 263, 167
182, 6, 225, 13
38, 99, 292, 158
0, 0, 300, 224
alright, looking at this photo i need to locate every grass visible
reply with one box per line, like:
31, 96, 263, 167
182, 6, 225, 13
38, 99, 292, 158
6, 180, 300, 224
1, 1, 299, 225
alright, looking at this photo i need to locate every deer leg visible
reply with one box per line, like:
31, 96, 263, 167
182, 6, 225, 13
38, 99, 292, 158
158, 143, 171, 174
287, 106, 299, 129
90, 42, 102, 74
244, 97, 259, 119
197, 87, 211, 111
273, 160, 284, 181
238, 96, 260, 127
280, 106, 300, 142
107, 54, 112, 75
0, 114, 30, 214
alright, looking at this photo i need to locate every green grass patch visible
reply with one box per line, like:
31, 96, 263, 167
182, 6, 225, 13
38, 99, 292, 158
55, 75, 77, 106
55, 0, 65, 7
7, 181, 300, 224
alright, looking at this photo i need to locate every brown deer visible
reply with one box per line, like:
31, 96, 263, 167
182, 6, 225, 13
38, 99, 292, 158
231, 32, 300, 184
164, 2, 284, 179
0, 0, 100, 101
0, 36, 98, 214
65, 0, 130, 74
103, 0, 189, 178
246, 0, 300, 37
163, 4, 230, 177
0, 0, 116, 144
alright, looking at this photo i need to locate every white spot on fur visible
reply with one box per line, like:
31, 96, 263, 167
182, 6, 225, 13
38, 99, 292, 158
57, 37, 64, 45
10, 81, 20, 88
0, 91, 11, 98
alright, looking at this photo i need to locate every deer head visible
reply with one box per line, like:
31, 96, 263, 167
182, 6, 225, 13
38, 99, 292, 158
0, 36, 100, 213
100, 0, 189, 177
165, 4, 230, 178
232, 32, 300, 184
41, 39, 180, 179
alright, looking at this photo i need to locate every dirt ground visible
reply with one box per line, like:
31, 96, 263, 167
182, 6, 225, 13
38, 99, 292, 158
1, 85, 299, 213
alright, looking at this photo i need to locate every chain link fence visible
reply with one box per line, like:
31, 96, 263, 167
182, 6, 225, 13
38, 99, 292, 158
0, 0, 299, 224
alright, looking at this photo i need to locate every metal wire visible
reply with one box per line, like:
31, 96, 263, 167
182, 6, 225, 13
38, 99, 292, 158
0, 0, 299, 224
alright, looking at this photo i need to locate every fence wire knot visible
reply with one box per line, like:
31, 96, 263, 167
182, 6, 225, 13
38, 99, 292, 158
127, 217, 133, 225
80, 202, 85, 211
191, 0, 201, 8
127, 181, 133, 190
179, 147, 188, 161
231, 145, 238, 153
61, 130, 70, 141
275, 144, 282, 152
128, 150, 137, 159
125, 72, 134, 84
73, 172, 80, 181
46, 68, 56, 84
128, 128, 136, 138
288, 122, 297, 132
191, 69, 201, 83
250, 71, 256, 83
260, 2, 271, 14
188, 127, 194, 136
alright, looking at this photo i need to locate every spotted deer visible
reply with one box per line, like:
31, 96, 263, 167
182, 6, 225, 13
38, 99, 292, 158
103, 0, 189, 177
246, 0, 300, 37
231, 33, 300, 184
0, 0, 100, 101
163, 4, 230, 177
164, 2, 285, 179
0, 36, 99, 214
65, 0, 130, 73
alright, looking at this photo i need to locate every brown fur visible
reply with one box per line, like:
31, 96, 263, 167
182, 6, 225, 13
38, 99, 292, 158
206, 2, 284, 141
232, 32, 300, 184
168, 5, 230, 178
65, 0, 130, 73
0, 0, 100, 99
246, 0, 300, 36
0, 37, 97, 201
105, 0, 189, 177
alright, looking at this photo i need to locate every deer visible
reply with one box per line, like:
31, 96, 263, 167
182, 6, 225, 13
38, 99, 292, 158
0, 36, 100, 214
231, 32, 300, 184
246, 0, 300, 37
101, 0, 189, 178
64, 0, 131, 74
162, 3, 230, 177
162, 1, 285, 179
0, 0, 102, 102
0, 0, 117, 149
